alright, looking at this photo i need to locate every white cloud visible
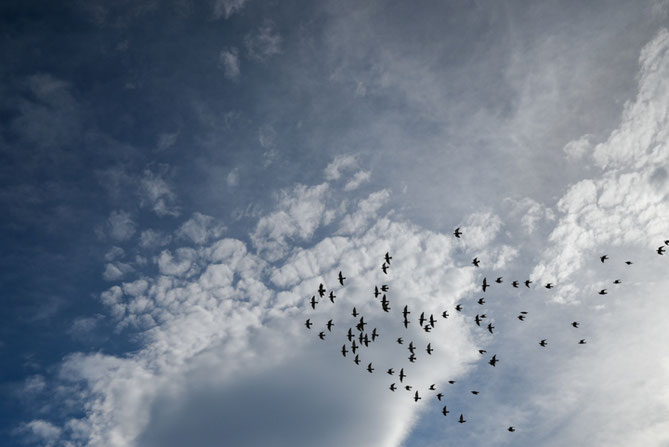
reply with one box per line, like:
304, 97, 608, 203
107, 210, 135, 241
336, 189, 390, 235
176, 212, 226, 245
212, 0, 248, 19
563, 134, 593, 161
344, 170, 371, 191
324, 154, 358, 180
104, 246, 125, 262
140, 229, 172, 249
245, 22, 282, 61
103, 262, 133, 281
219, 48, 240, 80
14, 420, 61, 447
226, 168, 239, 188
139, 168, 180, 217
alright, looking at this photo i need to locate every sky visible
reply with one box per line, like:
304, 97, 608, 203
1, 0, 669, 446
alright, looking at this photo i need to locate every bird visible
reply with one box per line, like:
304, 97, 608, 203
524, 279, 532, 288
419, 312, 426, 327
381, 294, 390, 310
600, 255, 609, 263
399, 368, 406, 382
520, 311, 527, 314
305, 319, 312, 329
356, 316, 366, 332
442, 406, 450, 416
482, 277, 489, 292
512, 280, 519, 288
374, 286, 381, 298
475, 314, 482, 326
318, 283, 326, 297
367, 363, 374, 373
540, 339, 547, 347
480, 313, 487, 319
437, 393, 444, 401
402, 305, 410, 318
385, 252, 392, 265
371, 328, 379, 341
319, 331, 325, 340
572, 321, 580, 328
454, 227, 462, 238
625, 261, 633, 265
389, 383, 397, 391
478, 349, 487, 354
310, 296, 318, 309
487, 323, 495, 334
405, 385, 412, 391
347, 328, 354, 342
599, 289, 607, 295
448, 380, 456, 384
327, 319, 334, 331
351, 340, 358, 354
665, 240, 669, 245
387, 368, 394, 375
496, 277, 503, 283
489, 354, 498, 367
429, 314, 436, 328
657, 246, 665, 255
426, 343, 434, 355
429, 384, 436, 390
472, 257, 480, 267
508, 426, 515, 432
338, 271, 346, 286
579, 339, 587, 344
382, 263, 388, 274
381, 285, 389, 292
341, 345, 348, 357
613, 279, 621, 284
459, 414, 466, 423
442, 310, 449, 319
471, 391, 479, 395
354, 354, 361, 365
518, 315, 526, 321
397, 337, 404, 345
328, 291, 336, 303
382, 302, 391, 313
545, 283, 554, 289
403, 318, 410, 329
478, 297, 485, 305
413, 391, 421, 402
455, 304, 463, 312
352, 307, 359, 317
423, 325, 432, 333
408, 342, 416, 354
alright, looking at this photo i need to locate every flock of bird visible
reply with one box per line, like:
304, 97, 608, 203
303, 229, 669, 433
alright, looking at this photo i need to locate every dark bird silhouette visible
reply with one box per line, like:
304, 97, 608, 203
512, 280, 519, 288
518, 315, 526, 321
437, 393, 444, 401
351, 340, 358, 354
539, 339, 547, 347
419, 312, 426, 327
371, 328, 379, 341
579, 339, 587, 344
471, 391, 479, 395
327, 319, 334, 331
319, 331, 325, 340
402, 305, 410, 319
347, 328, 354, 342
520, 311, 527, 314
482, 277, 489, 292
405, 385, 412, 391
429, 384, 436, 390
475, 314, 482, 326
310, 296, 318, 309
625, 261, 633, 265
354, 354, 361, 365
352, 307, 359, 317
338, 271, 346, 286
399, 368, 406, 382
472, 257, 480, 267
600, 255, 609, 263
545, 283, 554, 289
424, 325, 432, 333
429, 314, 436, 328
613, 279, 621, 284
508, 427, 515, 432
382, 302, 391, 313
459, 414, 466, 423
341, 345, 348, 357
489, 354, 498, 367
657, 246, 665, 255
367, 363, 374, 373
387, 368, 394, 375
481, 313, 487, 319
442, 406, 450, 416
390, 383, 397, 391
408, 342, 416, 354
448, 380, 456, 384
381, 285, 389, 292
426, 343, 434, 355
599, 289, 607, 295
487, 323, 495, 334
665, 240, 669, 245
382, 263, 388, 274
455, 304, 463, 312
454, 227, 462, 238
572, 321, 580, 328
478, 297, 485, 305
496, 277, 503, 283
385, 252, 392, 265
374, 286, 381, 298
305, 319, 312, 329
478, 349, 487, 354
356, 316, 366, 332
329, 291, 336, 303
442, 310, 449, 319
413, 391, 421, 402
525, 279, 532, 288
403, 318, 410, 329
318, 283, 326, 297
397, 337, 404, 345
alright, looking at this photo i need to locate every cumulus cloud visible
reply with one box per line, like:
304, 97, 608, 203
324, 154, 358, 181
14, 420, 61, 447
176, 212, 226, 245
107, 210, 135, 241
212, 0, 248, 19
245, 22, 282, 61
139, 168, 180, 217
563, 134, 593, 161
344, 170, 371, 191
219, 48, 240, 80
140, 229, 172, 249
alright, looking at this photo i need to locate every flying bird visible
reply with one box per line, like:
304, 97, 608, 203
305, 319, 312, 329
354, 354, 360, 365
413, 391, 421, 402
426, 343, 434, 355
327, 319, 334, 331
454, 227, 462, 238
487, 323, 495, 334
347, 328, 354, 342
478, 297, 485, 305
442, 310, 449, 319
455, 304, 463, 312
429, 384, 436, 390
478, 349, 487, 354
374, 286, 381, 298
448, 380, 456, 384
423, 325, 432, 333
341, 345, 348, 357
496, 277, 503, 283
545, 283, 554, 289
382, 263, 388, 274
356, 316, 366, 332
579, 339, 587, 344
475, 314, 482, 326
319, 331, 325, 340
338, 271, 346, 286
329, 291, 336, 303
657, 246, 665, 255
524, 279, 532, 288
489, 354, 498, 367
389, 383, 397, 391
613, 279, 621, 284
437, 393, 444, 401
397, 337, 404, 344
471, 391, 479, 395
408, 342, 416, 354
405, 385, 412, 391
518, 315, 526, 321
599, 289, 607, 295
318, 283, 326, 297
387, 368, 394, 375
572, 321, 580, 328
367, 363, 374, 373
508, 427, 516, 432
402, 305, 410, 319
429, 314, 436, 328
403, 318, 410, 329
625, 261, 633, 265
381, 285, 389, 292
600, 255, 609, 263
442, 406, 450, 416
540, 339, 547, 347
512, 280, 519, 288
385, 252, 392, 265
351, 340, 358, 354
371, 328, 379, 341
310, 296, 318, 309
482, 277, 489, 292
399, 368, 406, 382
459, 414, 466, 423
472, 257, 480, 267
419, 312, 426, 327
352, 307, 359, 317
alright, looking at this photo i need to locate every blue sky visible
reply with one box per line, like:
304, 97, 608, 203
2, 1, 669, 446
